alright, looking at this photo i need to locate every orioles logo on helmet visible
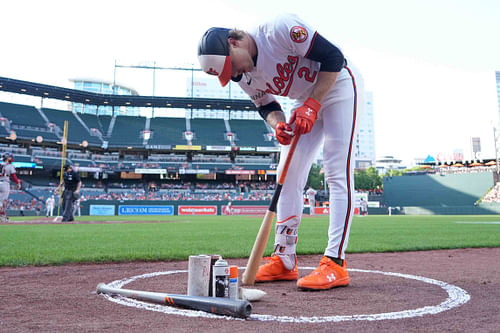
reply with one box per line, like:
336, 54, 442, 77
207, 67, 219, 76
290, 26, 308, 43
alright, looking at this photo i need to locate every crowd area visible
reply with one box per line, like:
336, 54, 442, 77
83, 190, 272, 202
481, 182, 500, 203
6, 180, 278, 212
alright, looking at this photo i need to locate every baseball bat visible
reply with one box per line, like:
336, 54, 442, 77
242, 133, 301, 286
96, 283, 252, 319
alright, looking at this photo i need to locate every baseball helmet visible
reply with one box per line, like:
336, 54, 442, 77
2, 152, 13, 162
198, 27, 233, 87
63, 164, 72, 172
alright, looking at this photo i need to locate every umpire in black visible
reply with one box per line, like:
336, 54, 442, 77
57, 164, 82, 222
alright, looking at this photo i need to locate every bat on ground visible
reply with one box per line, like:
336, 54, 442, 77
96, 283, 252, 319
242, 133, 301, 286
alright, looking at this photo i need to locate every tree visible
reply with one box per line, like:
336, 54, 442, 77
354, 167, 382, 190
306, 163, 324, 190
385, 169, 404, 177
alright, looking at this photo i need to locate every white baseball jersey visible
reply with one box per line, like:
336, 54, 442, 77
0, 162, 16, 207
46, 197, 55, 208
0, 163, 16, 183
306, 188, 317, 201
236, 13, 365, 261
238, 13, 348, 107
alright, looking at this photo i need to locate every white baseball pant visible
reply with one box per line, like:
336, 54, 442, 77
275, 64, 365, 260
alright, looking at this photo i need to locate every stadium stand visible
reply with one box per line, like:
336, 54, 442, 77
0, 125, 9, 137
97, 115, 113, 139
0, 101, 46, 127
0, 102, 59, 141
234, 156, 274, 170
42, 108, 102, 146
190, 118, 227, 146
107, 115, 147, 147
228, 119, 275, 147
148, 117, 187, 146
11, 127, 59, 142
480, 182, 500, 203
12, 154, 32, 163
383, 172, 494, 207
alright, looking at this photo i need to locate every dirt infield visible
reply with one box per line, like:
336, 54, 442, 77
1, 247, 499, 332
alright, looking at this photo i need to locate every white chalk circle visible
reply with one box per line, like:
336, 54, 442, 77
100, 267, 470, 323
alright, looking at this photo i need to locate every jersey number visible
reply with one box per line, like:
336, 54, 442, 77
298, 67, 317, 82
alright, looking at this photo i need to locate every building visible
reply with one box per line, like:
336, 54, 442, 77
355, 91, 376, 168
496, 71, 500, 119
70, 78, 139, 116
375, 156, 406, 175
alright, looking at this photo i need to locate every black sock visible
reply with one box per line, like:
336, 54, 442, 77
326, 256, 343, 266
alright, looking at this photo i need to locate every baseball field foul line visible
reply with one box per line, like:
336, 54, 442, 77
98, 267, 470, 323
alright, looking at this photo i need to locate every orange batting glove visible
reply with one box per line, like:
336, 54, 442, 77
275, 121, 293, 145
290, 97, 321, 135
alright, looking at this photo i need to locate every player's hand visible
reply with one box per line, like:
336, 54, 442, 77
289, 97, 321, 135
275, 121, 293, 145
17, 183, 21, 190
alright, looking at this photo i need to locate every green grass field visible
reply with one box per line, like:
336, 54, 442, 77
1, 215, 499, 267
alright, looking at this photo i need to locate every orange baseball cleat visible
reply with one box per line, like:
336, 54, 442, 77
297, 256, 350, 290
255, 254, 298, 282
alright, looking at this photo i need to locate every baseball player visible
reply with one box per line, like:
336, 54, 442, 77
198, 13, 364, 290
305, 186, 317, 216
45, 195, 55, 217
56, 164, 81, 222
0, 153, 21, 222
359, 197, 368, 216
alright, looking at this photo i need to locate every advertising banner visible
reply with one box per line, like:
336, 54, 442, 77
90, 205, 115, 216
313, 207, 360, 215
134, 168, 167, 174
118, 205, 174, 215
314, 207, 330, 215
222, 205, 268, 215
225, 170, 255, 175
178, 205, 217, 215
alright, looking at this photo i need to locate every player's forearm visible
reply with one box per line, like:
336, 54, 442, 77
10, 173, 20, 185
310, 71, 340, 104
265, 110, 287, 129
75, 181, 82, 192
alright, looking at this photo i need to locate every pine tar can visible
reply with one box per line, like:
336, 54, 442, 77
212, 257, 229, 298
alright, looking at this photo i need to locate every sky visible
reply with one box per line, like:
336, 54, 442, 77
1, 0, 500, 164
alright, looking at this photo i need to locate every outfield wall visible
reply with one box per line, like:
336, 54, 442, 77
81, 200, 271, 216
383, 172, 494, 207
8, 200, 500, 218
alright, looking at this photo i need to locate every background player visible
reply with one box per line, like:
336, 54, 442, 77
0, 153, 21, 222
198, 13, 365, 290
305, 186, 317, 216
45, 195, 55, 217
